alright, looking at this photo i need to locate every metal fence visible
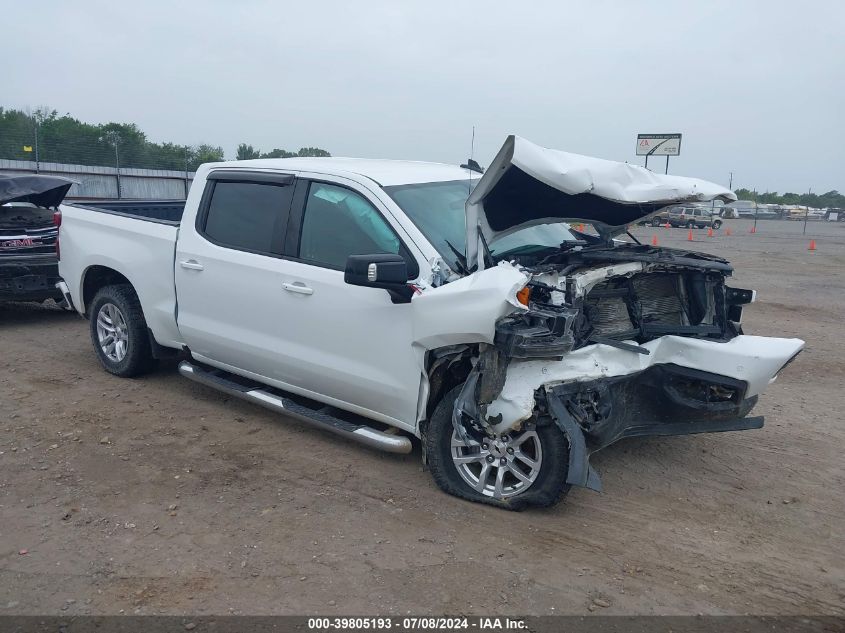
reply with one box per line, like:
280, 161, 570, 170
0, 158, 195, 200
0, 125, 204, 171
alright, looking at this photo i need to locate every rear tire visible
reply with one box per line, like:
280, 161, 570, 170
89, 284, 156, 377
651, 217, 661, 227
687, 220, 696, 229
713, 220, 722, 229
425, 384, 571, 510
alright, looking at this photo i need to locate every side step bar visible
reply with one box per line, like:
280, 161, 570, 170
178, 361, 413, 454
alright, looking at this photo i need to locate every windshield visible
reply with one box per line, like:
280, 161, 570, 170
384, 179, 576, 271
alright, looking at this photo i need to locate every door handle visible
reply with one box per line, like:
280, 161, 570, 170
282, 282, 314, 295
180, 260, 204, 271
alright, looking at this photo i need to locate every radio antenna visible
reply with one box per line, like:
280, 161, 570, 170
468, 126, 475, 193
461, 126, 481, 194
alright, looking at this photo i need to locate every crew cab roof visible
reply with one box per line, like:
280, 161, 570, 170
209, 157, 478, 187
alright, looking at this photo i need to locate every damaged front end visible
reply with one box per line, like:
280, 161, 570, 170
443, 245, 804, 494
412, 135, 803, 501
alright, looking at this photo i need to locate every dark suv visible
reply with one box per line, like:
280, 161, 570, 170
667, 206, 723, 229
0, 175, 72, 303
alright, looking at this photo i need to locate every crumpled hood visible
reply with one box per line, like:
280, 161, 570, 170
0, 175, 74, 208
465, 135, 736, 270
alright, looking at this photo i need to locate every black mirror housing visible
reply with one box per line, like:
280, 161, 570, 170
344, 254, 413, 303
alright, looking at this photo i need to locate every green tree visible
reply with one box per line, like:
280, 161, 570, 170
297, 147, 331, 157
733, 188, 756, 201
190, 144, 225, 170
236, 143, 261, 160
3, 106, 336, 170
260, 148, 296, 158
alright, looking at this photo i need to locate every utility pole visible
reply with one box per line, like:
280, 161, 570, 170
753, 189, 759, 233
728, 171, 733, 190
114, 142, 121, 199
184, 146, 190, 200
32, 114, 40, 174
101, 130, 122, 199
803, 187, 811, 235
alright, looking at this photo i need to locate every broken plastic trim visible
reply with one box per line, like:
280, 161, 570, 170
543, 365, 765, 492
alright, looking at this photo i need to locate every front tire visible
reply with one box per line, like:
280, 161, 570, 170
89, 284, 156, 377
713, 219, 722, 229
687, 220, 696, 229
425, 384, 571, 510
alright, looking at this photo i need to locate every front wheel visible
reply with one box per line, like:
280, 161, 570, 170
89, 284, 156, 377
651, 217, 662, 227
687, 220, 696, 229
713, 220, 722, 229
425, 384, 571, 510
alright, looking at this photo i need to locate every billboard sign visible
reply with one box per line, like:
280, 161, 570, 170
636, 133, 682, 156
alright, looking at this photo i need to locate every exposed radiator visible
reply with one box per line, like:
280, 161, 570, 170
633, 275, 687, 325
585, 273, 689, 337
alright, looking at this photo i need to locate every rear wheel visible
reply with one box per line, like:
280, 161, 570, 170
687, 220, 696, 229
651, 217, 662, 227
425, 384, 570, 510
713, 219, 722, 229
89, 284, 156, 377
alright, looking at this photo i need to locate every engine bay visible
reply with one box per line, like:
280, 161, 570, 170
492, 243, 752, 360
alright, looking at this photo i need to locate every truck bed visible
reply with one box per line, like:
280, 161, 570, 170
68, 199, 185, 224
58, 199, 184, 348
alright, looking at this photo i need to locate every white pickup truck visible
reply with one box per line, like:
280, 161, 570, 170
57, 136, 804, 510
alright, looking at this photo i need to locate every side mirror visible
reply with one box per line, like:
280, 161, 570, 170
344, 254, 413, 303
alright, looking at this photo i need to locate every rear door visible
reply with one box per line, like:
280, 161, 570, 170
175, 171, 298, 377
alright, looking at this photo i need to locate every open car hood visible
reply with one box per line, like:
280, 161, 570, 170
0, 175, 74, 208
465, 136, 736, 270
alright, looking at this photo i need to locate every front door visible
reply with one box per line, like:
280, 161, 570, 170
267, 178, 425, 429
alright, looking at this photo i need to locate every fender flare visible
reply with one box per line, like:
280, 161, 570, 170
545, 396, 603, 492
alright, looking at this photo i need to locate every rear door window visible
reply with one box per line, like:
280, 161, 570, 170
201, 180, 294, 255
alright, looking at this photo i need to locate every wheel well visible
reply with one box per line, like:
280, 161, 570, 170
82, 266, 132, 314
420, 346, 476, 434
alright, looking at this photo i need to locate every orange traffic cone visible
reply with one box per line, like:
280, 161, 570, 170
651, 234, 659, 246
707, 227, 714, 237
808, 239, 816, 251
750, 225, 757, 234
687, 229, 693, 241
664, 222, 671, 230
725, 227, 732, 236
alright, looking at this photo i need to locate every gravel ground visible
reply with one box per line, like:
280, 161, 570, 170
0, 219, 843, 615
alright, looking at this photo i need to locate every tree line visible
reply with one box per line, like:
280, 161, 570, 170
730, 188, 843, 209
0, 107, 330, 171
236, 143, 331, 160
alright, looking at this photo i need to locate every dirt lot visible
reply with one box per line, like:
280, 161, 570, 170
1, 219, 843, 616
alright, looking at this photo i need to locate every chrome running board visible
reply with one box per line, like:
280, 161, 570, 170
178, 361, 412, 454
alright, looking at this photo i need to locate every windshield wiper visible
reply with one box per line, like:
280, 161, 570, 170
443, 239, 468, 274
492, 244, 561, 260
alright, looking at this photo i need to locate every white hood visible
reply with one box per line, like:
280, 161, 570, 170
465, 135, 736, 270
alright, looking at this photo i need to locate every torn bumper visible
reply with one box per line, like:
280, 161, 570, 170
0, 257, 62, 302
486, 335, 804, 491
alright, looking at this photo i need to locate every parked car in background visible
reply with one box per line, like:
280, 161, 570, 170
642, 209, 671, 226
786, 207, 824, 221
0, 175, 72, 303
667, 206, 723, 229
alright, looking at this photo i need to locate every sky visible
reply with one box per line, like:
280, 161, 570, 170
5, 0, 844, 193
